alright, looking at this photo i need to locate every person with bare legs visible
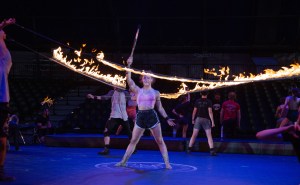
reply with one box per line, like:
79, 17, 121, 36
87, 87, 132, 155
0, 18, 16, 181
256, 123, 300, 162
187, 91, 217, 156
115, 56, 175, 169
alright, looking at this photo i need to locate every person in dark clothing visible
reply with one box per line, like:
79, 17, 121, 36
172, 94, 192, 138
212, 92, 222, 138
36, 108, 52, 143
187, 91, 216, 156
8, 113, 20, 151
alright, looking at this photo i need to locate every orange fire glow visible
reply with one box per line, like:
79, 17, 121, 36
52, 47, 126, 89
53, 46, 300, 99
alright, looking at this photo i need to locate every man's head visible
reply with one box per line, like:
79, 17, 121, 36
214, 92, 221, 100
228, 91, 236, 100
200, 91, 208, 97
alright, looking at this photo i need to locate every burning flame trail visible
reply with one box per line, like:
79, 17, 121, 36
52, 47, 127, 89
53, 46, 300, 99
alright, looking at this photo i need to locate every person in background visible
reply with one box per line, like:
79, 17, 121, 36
8, 113, 20, 151
36, 108, 52, 143
275, 97, 288, 127
187, 91, 217, 156
220, 91, 241, 139
212, 92, 222, 138
279, 88, 300, 127
172, 94, 191, 138
87, 87, 132, 155
115, 89, 137, 135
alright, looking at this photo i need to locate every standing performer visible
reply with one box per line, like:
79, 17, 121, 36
172, 94, 191, 138
279, 88, 300, 127
220, 91, 241, 139
212, 92, 222, 138
87, 87, 132, 155
115, 56, 175, 169
0, 18, 16, 181
187, 91, 217, 156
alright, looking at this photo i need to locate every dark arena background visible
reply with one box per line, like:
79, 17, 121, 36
1, 0, 300, 184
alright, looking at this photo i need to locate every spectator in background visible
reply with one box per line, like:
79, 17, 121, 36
0, 18, 16, 181
172, 94, 192, 138
87, 87, 132, 155
8, 113, 20, 151
275, 97, 288, 127
220, 91, 241, 139
115, 89, 137, 135
279, 88, 300, 127
36, 108, 52, 143
212, 92, 222, 138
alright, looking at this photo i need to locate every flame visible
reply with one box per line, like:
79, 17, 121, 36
52, 47, 126, 89
53, 46, 300, 99
96, 53, 300, 98
41, 96, 54, 107
161, 64, 300, 99
160, 81, 246, 99
96, 54, 300, 84
203, 66, 230, 80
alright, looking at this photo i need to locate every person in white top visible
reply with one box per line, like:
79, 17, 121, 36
115, 56, 175, 169
0, 18, 16, 182
87, 87, 132, 155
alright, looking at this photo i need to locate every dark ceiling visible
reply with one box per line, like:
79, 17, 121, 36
1, 0, 300, 54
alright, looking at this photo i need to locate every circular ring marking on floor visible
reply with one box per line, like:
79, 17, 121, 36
95, 162, 197, 172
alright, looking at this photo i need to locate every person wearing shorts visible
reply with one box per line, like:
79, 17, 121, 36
187, 91, 217, 156
87, 88, 132, 155
115, 56, 175, 169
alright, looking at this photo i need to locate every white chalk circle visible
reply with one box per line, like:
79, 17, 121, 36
95, 162, 197, 173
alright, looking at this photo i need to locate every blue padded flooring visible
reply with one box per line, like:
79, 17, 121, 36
4, 145, 300, 185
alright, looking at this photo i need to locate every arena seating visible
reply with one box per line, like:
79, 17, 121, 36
9, 75, 300, 139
